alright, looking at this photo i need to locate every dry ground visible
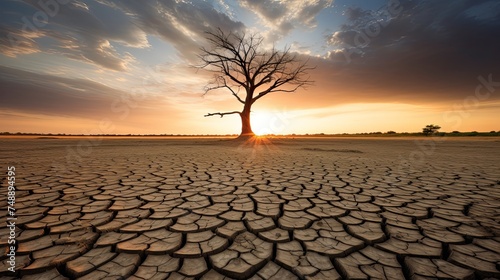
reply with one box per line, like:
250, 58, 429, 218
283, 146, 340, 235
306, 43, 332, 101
0, 137, 499, 279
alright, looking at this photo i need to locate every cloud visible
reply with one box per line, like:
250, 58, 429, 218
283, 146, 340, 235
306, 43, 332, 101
0, 0, 244, 70
0, 0, 145, 70
0, 64, 237, 134
240, 0, 333, 35
102, 0, 245, 61
0, 25, 45, 57
0, 65, 168, 118
320, 0, 500, 104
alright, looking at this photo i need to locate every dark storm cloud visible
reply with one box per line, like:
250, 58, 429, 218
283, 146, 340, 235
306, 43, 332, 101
324, 0, 500, 102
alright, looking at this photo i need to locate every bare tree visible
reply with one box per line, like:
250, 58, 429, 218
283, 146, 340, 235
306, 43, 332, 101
198, 28, 314, 137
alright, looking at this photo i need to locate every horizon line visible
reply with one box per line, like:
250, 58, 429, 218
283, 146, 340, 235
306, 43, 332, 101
2, 131, 499, 137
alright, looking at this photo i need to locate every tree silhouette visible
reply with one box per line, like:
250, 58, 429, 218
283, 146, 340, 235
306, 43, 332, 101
422, 124, 441, 136
198, 28, 314, 137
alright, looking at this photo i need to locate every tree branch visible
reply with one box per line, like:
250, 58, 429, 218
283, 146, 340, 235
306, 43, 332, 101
197, 28, 314, 113
204, 111, 241, 118
252, 62, 315, 104
204, 76, 245, 104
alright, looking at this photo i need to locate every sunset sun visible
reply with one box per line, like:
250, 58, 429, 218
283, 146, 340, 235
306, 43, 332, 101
251, 112, 273, 136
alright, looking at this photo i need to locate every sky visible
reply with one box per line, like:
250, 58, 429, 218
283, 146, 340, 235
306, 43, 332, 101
0, 0, 499, 135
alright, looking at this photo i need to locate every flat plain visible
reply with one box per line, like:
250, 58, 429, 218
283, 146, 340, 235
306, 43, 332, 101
1, 136, 499, 279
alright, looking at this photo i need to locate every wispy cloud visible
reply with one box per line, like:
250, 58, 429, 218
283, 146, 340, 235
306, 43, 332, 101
0, 0, 244, 70
240, 0, 333, 35
97, 0, 245, 62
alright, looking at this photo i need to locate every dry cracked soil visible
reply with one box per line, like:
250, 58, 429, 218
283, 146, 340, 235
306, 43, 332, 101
0, 137, 499, 279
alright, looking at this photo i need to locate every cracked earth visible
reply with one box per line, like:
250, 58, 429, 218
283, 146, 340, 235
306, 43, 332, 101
1, 137, 499, 279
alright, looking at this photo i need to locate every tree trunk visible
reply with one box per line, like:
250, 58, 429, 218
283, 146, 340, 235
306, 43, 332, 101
239, 106, 254, 137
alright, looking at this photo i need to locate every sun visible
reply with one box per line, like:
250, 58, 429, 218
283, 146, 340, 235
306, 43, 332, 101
251, 111, 274, 136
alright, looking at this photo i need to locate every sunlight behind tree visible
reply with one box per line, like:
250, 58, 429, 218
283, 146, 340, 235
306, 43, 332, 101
198, 28, 314, 138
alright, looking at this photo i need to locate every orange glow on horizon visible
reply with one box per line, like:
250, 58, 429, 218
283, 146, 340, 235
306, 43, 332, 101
1, 101, 499, 135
